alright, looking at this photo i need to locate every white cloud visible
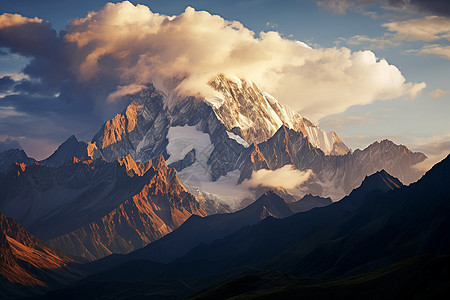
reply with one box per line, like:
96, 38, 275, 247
384, 16, 450, 42
429, 88, 450, 98
242, 165, 313, 189
106, 84, 147, 103
62, 1, 425, 121
418, 44, 450, 59
0, 13, 42, 29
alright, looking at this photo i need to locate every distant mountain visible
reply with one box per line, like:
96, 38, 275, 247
0, 155, 206, 261
290, 194, 332, 213
40, 135, 89, 167
166, 157, 447, 280
60, 169, 405, 288
0, 211, 83, 298
252, 187, 332, 213
87, 170, 401, 273
0, 149, 35, 172
239, 126, 423, 197
88, 191, 294, 269
47, 155, 206, 260
173, 169, 405, 275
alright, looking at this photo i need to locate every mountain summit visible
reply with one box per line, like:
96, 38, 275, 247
207, 74, 350, 155
40, 135, 89, 167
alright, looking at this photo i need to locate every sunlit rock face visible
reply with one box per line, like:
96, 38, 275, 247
208, 74, 350, 155
47, 155, 206, 260
0, 211, 80, 289
0, 155, 206, 261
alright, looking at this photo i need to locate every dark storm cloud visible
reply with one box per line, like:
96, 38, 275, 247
0, 13, 129, 156
387, 0, 450, 17
0, 76, 14, 92
317, 0, 450, 17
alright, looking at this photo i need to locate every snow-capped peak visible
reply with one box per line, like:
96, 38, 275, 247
207, 74, 350, 155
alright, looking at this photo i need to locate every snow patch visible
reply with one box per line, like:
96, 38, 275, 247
165, 125, 213, 165
165, 125, 253, 210
205, 96, 225, 109
226, 131, 249, 148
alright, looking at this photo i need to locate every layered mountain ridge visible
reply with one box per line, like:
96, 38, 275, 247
0, 154, 207, 261
239, 126, 424, 197
89, 191, 296, 267
78, 167, 408, 283
0, 211, 83, 297
47, 155, 207, 260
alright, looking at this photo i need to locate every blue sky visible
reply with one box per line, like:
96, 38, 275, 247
0, 0, 449, 169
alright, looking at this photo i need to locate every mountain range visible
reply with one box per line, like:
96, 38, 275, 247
44, 154, 450, 299
49, 157, 450, 299
0, 155, 208, 261
84, 75, 425, 206
0, 73, 444, 299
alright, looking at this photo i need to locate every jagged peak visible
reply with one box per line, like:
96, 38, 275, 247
117, 154, 169, 177
65, 134, 78, 143
254, 190, 287, 204
153, 154, 168, 167
361, 169, 403, 191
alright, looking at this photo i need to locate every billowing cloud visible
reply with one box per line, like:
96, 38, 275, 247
0, 13, 42, 29
0, 1, 426, 156
61, 1, 424, 120
243, 165, 313, 189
